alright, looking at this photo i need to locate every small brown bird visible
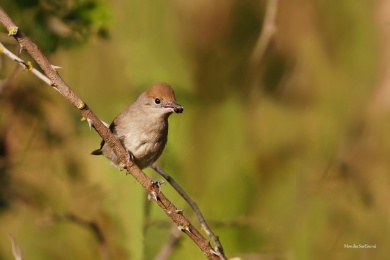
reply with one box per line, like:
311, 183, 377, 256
91, 82, 183, 169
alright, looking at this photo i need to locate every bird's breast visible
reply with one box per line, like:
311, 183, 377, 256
120, 119, 168, 168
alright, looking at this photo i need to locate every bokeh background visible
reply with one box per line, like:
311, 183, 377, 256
1, 0, 390, 259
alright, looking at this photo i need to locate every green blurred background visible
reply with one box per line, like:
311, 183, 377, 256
1, 0, 390, 259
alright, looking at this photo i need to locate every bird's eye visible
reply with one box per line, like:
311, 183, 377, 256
154, 98, 161, 104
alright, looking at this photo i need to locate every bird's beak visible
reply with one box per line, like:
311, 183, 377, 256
164, 102, 184, 113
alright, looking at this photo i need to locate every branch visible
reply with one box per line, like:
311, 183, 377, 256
152, 165, 227, 259
0, 42, 51, 85
0, 42, 49, 95
8, 233, 23, 260
250, 0, 279, 64
0, 61, 21, 94
155, 225, 182, 260
0, 7, 222, 259
41, 212, 110, 260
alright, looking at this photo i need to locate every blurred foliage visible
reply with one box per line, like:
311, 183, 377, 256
1, 0, 390, 259
2, 0, 111, 52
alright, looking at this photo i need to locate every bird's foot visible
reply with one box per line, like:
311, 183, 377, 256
147, 180, 165, 201
118, 150, 135, 172
126, 149, 135, 162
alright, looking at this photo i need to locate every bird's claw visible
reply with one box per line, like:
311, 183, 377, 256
147, 180, 165, 201
126, 149, 135, 161
148, 191, 158, 202
151, 180, 165, 192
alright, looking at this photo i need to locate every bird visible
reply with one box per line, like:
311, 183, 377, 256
91, 82, 183, 169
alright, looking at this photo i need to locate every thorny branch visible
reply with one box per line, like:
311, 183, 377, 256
0, 42, 51, 85
0, 7, 225, 260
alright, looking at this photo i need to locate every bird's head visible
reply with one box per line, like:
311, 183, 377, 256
139, 83, 184, 116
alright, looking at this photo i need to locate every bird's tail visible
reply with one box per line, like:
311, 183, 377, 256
91, 149, 103, 155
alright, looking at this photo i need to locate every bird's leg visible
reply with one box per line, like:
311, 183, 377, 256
117, 136, 135, 172
147, 180, 166, 202
119, 149, 135, 173
126, 149, 135, 162
151, 180, 165, 192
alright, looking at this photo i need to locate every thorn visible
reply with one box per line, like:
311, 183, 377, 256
83, 119, 108, 131
8, 26, 18, 36
177, 225, 191, 233
102, 121, 110, 128
18, 43, 26, 54
186, 226, 191, 233
175, 209, 184, 215
209, 248, 219, 256
51, 64, 62, 70
84, 118, 94, 130
177, 225, 185, 231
